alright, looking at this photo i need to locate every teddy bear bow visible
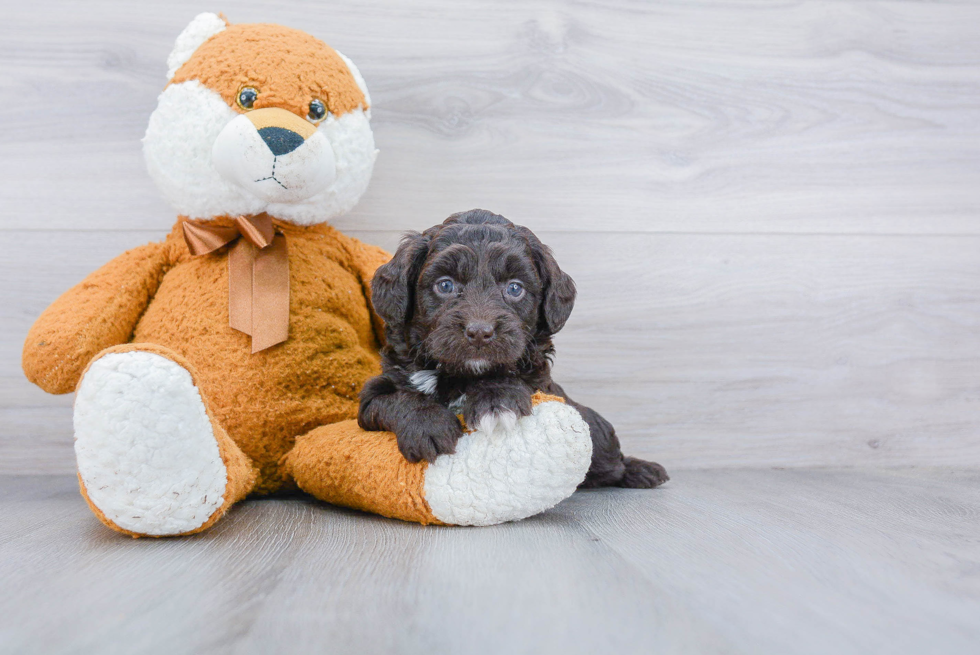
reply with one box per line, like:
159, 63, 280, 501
181, 213, 289, 353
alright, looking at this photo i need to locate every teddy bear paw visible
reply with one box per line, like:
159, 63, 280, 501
74, 350, 229, 536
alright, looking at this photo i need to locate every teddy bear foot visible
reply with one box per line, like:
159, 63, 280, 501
74, 346, 253, 537
423, 397, 593, 525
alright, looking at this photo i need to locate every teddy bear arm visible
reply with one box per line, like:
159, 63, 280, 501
22, 241, 171, 394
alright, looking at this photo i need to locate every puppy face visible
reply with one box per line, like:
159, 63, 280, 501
415, 231, 541, 375
372, 209, 577, 376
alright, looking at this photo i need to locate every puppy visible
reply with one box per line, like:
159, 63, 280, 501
358, 209, 668, 489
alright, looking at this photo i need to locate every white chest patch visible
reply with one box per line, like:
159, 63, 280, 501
447, 393, 467, 413
409, 369, 439, 395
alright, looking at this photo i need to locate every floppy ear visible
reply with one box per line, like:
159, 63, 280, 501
517, 228, 576, 334
538, 247, 577, 334
166, 13, 228, 80
370, 232, 431, 330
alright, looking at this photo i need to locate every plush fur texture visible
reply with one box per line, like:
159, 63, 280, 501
76, 344, 257, 537
26, 219, 390, 494
166, 13, 227, 79
211, 109, 336, 204
359, 209, 669, 488
170, 22, 367, 118
75, 350, 229, 535
287, 392, 592, 526
144, 18, 376, 224
422, 395, 592, 525
24, 16, 390, 499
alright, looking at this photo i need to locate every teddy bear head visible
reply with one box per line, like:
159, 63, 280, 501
143, 13, 376, 224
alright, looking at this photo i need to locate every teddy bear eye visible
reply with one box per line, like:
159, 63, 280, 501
308, 98, 327, 122
237, 87, 258, 110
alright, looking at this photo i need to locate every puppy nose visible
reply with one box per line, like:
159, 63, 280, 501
465, 322, 495, 346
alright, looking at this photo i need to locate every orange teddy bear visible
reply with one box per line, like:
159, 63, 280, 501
22, 14, 592, 536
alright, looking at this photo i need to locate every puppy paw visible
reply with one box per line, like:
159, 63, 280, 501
396, 405, 463, 463
620, 457, 669, 489
476, 409, 519, 435
463, 383, 532, 435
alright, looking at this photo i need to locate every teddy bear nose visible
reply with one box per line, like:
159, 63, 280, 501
465, 322, 496, 346
258, 126, 305, 156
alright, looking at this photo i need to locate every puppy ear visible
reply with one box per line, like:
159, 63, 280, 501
371, 232, 431, 329
516, 227, 576, 334
539, 248, 577, 334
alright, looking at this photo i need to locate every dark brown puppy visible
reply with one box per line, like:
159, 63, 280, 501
359, 209, 668, 489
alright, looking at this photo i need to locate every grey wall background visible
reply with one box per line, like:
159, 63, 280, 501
2, 0, 979, 473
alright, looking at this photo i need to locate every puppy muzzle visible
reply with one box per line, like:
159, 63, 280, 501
211, 107, 336, 204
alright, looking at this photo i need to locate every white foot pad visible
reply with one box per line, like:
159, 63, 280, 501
423, 401, 592, 526
74, 351, 228, 535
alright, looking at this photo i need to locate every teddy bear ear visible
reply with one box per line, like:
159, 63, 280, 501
333, 50, 371, 108
166, 12, 228, 80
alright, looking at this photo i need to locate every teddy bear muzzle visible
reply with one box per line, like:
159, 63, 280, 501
211, 107, 336, 204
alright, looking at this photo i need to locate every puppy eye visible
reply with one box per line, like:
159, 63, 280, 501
505, 281, 525, 299
237, 86, 258, 110
435, 278, 456, 295
308, 98, 327, 122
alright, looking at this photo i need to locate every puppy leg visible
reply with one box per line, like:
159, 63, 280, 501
359, 374, 463, 463
575, 404, 669, 489
543, 382, 668, 489
620, 456, 670, 488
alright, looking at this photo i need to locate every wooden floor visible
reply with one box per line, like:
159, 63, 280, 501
2, 468, 978, 655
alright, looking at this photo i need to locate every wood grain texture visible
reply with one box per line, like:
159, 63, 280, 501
1, 470, 978, 655
1, 0, 979, 234
2, 1, 980, 471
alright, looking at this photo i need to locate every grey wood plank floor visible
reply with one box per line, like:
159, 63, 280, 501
2, 469, 978, 655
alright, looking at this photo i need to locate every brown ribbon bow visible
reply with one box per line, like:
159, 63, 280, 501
181, 213, 289, 353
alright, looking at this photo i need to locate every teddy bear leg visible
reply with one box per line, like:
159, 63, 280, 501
284, 394, 593, 526
73, 344, 257, 537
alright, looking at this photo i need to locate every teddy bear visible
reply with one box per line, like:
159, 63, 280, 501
21, 14, 593, 536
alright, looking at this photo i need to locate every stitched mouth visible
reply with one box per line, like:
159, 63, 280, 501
254, 157, 288, 189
